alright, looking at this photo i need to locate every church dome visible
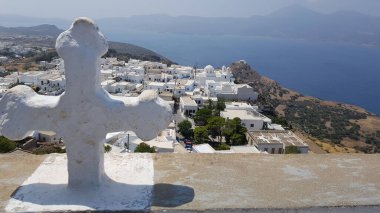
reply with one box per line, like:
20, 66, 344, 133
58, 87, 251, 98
204, 65, 214, 73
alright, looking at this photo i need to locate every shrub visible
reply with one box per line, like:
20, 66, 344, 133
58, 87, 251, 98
104, 145, 112, 153
285, 145, 301, 154
135, 143, 156, 153
32, 145, 66, 155
0, 136, 17, 153
215, 143, 230, 151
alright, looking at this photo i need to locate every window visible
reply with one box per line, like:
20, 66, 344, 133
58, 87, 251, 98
250, 124, 254, 127
271, 148, 275, 154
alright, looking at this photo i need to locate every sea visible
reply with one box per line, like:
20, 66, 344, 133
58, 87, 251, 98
107, 31, 380, 115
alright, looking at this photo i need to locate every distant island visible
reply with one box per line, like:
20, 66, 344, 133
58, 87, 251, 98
2, 5, 380, 47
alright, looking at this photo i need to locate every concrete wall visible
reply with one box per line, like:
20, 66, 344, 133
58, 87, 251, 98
257, 143, 283, 154
237, 86, 258, 101
242, 118, 264, 131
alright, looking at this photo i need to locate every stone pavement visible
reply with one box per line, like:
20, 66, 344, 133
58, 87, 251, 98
1, 151, 380, 212
0, 150, 45, 211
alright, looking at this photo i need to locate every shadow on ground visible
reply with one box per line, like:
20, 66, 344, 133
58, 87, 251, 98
9, 180, 194, 211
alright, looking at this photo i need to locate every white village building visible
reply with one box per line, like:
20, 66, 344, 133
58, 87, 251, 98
19, 71, 46, 86
225, 102, 259, 112
180, 96, 198, 116
106, 127, 177, 153
146, 82, 166, 92
246, 130, 309, 154
36, 73, 65, 94
205, 80, 257, 101
220, 109, 272, 131
19, 71, 65, 95
195, 65, 233, 87
167, 65, 193, 79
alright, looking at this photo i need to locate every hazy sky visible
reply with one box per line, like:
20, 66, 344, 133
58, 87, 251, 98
0, 0, 379, 18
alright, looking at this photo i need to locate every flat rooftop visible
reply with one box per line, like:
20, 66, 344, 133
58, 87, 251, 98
221, 109, 267, 120
180, 96, 198, 107
22, 71, 44, 76
248, 130, 308, 146
148, 82, 166, 86
39, 74, 61, 81
193, 144, 215, 153
230, 145, 261, 153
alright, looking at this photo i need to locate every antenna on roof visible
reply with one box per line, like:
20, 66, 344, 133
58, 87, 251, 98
193, 63, 197, 80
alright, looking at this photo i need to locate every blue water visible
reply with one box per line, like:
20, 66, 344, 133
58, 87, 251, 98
107, 31, 380, 115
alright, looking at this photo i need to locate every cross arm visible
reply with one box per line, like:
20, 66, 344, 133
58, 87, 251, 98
0, 85, 60, 140
104, 90, 172, 141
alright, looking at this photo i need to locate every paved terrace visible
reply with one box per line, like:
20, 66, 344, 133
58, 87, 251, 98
1, 151, 380, 212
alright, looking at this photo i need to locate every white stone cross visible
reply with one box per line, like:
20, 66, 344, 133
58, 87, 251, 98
0, 17, 172, 188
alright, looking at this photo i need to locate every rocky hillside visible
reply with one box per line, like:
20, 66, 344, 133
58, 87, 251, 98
230, 61, 380, 153
107, 41, 173, 65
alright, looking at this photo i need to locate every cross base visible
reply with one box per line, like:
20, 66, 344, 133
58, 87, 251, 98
6, 153, 154, 212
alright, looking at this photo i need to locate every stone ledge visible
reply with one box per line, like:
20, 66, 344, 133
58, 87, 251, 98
153, 154, 380, 211
1, 152, 380, 212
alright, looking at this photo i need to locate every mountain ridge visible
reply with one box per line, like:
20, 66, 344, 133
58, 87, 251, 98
0, 25, 174, 65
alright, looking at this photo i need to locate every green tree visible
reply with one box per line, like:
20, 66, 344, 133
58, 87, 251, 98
272, 116, 289, 127
206, 99, 214, 110
285, 145, 301, 154
223, 118, 236, 144
135, 143, 156, 153
215, 98, 226, 116
234, 118, 247, 135
223, 118, 247, 145
194, 126, 209, 144
194, 108, 212, 126
230, 133, 247, 146
0, 136, 16, 153
178, 120, 193, 139
207, 116, 225, 143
